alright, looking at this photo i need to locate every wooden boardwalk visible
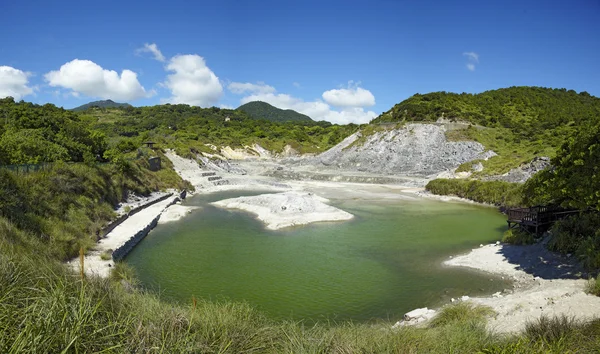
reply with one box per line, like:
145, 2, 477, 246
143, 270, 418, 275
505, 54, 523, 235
507, 206, 579, 235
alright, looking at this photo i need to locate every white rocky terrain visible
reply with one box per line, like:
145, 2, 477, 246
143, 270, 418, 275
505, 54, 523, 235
211, 191, 354, 230
297, 123, 496, 177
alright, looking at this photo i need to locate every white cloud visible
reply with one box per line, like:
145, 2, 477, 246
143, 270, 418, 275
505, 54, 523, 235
239, 82, 377, 124
293, 82, 301, 88
219, 104, 234, 109
163, 54, 223, 107
463, 51, 479, 71
137, 43, 166, 62
44, 59, 150, 101
322, 81, 375, 107
0, 66, 34, 100
228, 81, 275, 95
463, 52, 479, 63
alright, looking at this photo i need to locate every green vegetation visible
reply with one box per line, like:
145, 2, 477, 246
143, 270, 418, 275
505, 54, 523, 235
542, 214, 600, 271
523, 123, 600, 211
0, 98, 189, 261
502, 228, 535, 245
71, 99, 132, 112
428, 303, 495, 328
0, 97, 107, 165
425, 179, 525, 207
80, 103, 357, 156
237, 100, 314, 123
446, 125, 557, 175
587, 276, 600, 296
373, 86, 599, 139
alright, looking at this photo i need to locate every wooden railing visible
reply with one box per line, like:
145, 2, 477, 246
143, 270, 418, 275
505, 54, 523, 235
507, 206, 579, 226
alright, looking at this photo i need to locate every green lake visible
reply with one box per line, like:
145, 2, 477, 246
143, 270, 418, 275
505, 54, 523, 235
126, 189, 510, 323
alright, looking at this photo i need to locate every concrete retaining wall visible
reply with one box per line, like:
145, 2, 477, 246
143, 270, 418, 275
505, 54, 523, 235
112, 196, 180, 261
99, 193, 174, 239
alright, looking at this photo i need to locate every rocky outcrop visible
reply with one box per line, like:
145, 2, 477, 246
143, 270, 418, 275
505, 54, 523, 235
487, 156, 551, 183
392, 307, 437, 328
295, 124, 494, 177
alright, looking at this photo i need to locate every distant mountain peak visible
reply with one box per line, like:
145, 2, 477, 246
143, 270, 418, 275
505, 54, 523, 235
71, 99, 132, 111
237, 101, 313, 123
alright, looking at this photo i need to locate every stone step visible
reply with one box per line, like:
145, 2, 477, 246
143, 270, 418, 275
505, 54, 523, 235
213, 179, 230, 186
201, 171, 217, 177
208, 176, 222, 181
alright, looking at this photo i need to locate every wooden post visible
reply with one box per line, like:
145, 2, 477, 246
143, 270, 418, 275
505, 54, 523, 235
79, 247, 85, 280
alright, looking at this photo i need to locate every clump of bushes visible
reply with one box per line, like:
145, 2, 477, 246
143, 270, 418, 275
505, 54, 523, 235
502, 228, 535, 245
587, 276, 600, 296
425, 178, 525, 207
547, 213, 600, 271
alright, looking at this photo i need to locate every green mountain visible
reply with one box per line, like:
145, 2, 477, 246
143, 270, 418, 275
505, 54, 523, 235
72, 99, 132, 112
237, 101, 314, 123
371, 87, 600, 177
372, 86, 600, 139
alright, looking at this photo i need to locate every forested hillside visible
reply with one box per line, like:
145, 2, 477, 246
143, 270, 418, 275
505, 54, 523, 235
237, 101, 314, 123
80, 103, 356, 155
0, 97, 189, 259
0, 97, 107, 164
372, 86, 600, 139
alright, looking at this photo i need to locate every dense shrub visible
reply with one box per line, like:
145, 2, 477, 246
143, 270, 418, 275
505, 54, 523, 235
425, 178, 525, 207
547, 214, 600, 271
502, 228, 535, 245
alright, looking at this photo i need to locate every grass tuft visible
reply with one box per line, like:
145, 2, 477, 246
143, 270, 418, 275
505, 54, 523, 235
525, 315, 579, 343
429, 303, 495, 328
587, 276, 600, 296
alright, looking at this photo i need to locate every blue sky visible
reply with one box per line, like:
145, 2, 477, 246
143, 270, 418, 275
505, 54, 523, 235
1, 0, 599, 123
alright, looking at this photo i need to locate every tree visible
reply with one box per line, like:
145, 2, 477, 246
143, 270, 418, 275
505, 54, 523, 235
524, 123, 600, 210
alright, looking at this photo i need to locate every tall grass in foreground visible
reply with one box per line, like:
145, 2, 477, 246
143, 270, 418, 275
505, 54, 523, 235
3, 217, 600, 353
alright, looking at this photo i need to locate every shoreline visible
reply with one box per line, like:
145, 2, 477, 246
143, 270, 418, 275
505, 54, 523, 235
443, 239, 600, 333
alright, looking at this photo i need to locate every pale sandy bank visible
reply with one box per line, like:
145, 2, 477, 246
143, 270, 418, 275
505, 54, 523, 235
158, 204, 200, 224
211, 191, 354, 230
445, 240, 600, 333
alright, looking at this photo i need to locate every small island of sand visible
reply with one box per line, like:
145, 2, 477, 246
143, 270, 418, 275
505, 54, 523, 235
211, 191, 354, 230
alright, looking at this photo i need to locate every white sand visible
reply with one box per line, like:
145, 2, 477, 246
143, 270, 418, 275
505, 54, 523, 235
211, 191, 354, 230
445, 240, 600, 333
158, 204, 200, 224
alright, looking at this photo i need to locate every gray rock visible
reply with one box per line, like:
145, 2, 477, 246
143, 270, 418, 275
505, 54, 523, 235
487, 156, 550, 183
295, 124, 493, 177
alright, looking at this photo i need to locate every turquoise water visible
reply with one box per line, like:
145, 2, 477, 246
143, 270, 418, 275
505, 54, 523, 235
126, 190, 509, 322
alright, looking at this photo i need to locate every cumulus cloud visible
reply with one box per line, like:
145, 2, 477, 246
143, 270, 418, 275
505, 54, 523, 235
163, 54, 223, 107
137, 43, 166, 62
227, 82, 275, 95
44, 59, 150, 101
463, 51, 479, 71
322, 81, 375, 107
237, 82, 377, 124
0, 66, 34, 100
